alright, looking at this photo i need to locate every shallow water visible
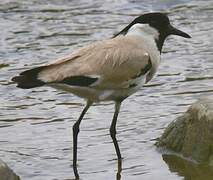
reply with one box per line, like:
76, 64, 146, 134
0, 0, 213, 180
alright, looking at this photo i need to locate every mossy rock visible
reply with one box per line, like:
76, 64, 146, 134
156, 98, 213, 167
0, 159, 20, 180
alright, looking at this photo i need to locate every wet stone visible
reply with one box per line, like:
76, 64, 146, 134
0, 159, 20, 180
156, 97, 213, 166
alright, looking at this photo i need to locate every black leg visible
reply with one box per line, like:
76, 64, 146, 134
73, 101, 92, 179
110, 101, 122, 159
110, 101, 123, 178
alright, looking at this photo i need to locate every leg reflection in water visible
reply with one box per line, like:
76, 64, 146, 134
116, 159, 122, 180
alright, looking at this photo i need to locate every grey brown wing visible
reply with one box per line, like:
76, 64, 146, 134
12, 36, 152, 89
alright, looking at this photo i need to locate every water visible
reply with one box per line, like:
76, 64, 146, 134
0, 0, 213, 179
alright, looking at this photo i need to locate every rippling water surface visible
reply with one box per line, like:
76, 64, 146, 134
0, 0, 213, 180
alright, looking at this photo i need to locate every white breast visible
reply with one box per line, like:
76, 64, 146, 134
126, 23, 161, 82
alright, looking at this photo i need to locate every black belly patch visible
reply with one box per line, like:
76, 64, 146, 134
132, 58, 152, 79
58, 76, 98, 87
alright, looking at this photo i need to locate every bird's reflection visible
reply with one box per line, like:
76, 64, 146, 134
116, 158, 122, 180
71, 158, 122, 180
162, 154, 213, 180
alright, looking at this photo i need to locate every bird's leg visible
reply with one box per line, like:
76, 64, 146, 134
110, 101, 122, 159
110, 101, 122, 177
73, 101, 92, 179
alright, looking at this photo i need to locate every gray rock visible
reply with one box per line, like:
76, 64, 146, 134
156, 98, 213, 166
0, 159, 20, 180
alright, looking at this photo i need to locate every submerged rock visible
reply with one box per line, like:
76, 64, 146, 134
156, 98, 213, 166
0, 159, 20, 180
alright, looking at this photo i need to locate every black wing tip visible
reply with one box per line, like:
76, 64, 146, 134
12, 74, 45, 89
12, 66, 46, 89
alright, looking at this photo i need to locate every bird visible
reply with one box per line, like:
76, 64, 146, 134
12, 12, 191, 179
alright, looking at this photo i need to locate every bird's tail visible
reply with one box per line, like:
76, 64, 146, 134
12, 66, 46, 89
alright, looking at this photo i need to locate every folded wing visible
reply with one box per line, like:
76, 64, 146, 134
12, 36, 152, 89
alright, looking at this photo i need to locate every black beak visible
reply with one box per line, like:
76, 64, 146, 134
168, 25, 191, 38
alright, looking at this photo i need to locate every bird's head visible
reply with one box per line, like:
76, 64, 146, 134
115, 12, 191, 52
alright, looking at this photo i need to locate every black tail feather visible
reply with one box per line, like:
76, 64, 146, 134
12, 66, 46, 89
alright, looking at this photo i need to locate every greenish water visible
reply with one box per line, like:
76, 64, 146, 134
0, 0, 213, 179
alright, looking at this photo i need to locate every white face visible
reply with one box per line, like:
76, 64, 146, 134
126, 23, 160, 41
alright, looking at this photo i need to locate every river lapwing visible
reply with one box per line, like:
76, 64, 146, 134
12, 12, 191, 179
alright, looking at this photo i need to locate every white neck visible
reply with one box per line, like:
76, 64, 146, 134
125, 23, 161, 76
126, 23, 159, 41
